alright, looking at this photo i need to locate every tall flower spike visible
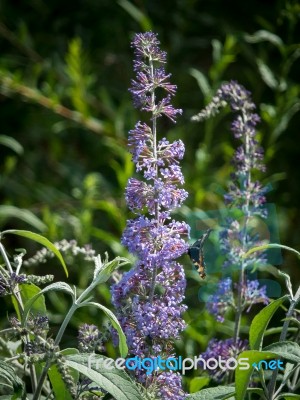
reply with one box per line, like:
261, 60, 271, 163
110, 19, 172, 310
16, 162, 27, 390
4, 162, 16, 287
111, 32, 189, 399
193, 81, 269, 381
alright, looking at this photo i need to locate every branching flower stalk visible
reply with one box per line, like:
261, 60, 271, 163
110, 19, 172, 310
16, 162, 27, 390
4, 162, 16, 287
192, 81, 269, 381
111, 32, 189, 399
31, 254, 128, 400
0, 241, 38, 392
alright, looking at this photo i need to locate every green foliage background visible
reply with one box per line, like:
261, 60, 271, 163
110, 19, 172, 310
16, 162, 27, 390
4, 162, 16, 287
0, 0, 299, 393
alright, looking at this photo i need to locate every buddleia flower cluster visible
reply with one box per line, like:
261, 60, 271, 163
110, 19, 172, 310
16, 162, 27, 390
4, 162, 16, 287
192, 81, 269, 381
201, 338, 248, 382
111, 32, 189, 399
78, 323, 106, 353
24, 239, 96, 267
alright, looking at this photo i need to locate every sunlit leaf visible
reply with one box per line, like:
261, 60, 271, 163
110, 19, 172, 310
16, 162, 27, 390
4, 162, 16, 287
2, 230, 68, 276
244, 30, 283, 47
187, 385, 235, 399
236, 350, 278, 400
22, 282, 74, 325
0, 135, 23, 154
0, 206, 46, 232
118, 0, 152, 31
48, 348, 79, 400
250, 296, 288, 350
64, 354, 143, 400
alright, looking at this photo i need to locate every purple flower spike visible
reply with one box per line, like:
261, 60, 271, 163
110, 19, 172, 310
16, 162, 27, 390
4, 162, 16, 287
200, 338, 248, 382
241, 279, 269, 312
111, 32, 188, 399
193, 81, 270, 325
192, 82, 269, 379
207, 278, 234, 322
193, 81, 266, 216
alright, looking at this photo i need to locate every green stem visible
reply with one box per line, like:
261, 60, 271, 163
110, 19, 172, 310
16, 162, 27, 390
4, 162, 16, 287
233, 108, 251, 348
0, 241, 38, 392
255, 368, 269, 400
54, 303, 79, 346
291, 366, 300, 390
233, 271, 244, 344
148, 55, 159, 305
32, 359, 52, 400
33, 303, 79, 400
0, 242, 14, 274
33, 279, 97, 399
268, 298, 297, 399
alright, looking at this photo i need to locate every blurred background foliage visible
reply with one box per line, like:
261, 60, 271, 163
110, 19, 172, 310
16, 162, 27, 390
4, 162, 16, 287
0, 0, 299, 393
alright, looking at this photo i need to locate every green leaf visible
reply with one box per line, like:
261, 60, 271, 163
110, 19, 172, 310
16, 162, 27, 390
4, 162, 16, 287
263, 341, 300, 363
187, 385, 235, 399
0, 135, 23, 154
93, 255, 130, 283
272, 103, 300, 140
2, 230, 68, 277
276, 394, 300, 400
244, 30, 283, 47
22, 282, 74, 326
212, 39, 222, 63
0, 206, 46, 232
189, 376, 210, 393
282, 361, 296, 383
79, 301, 128, 358
278, 271, 293, 297
264, 327, 298, 337
11, 283, 46, 320
235, 350, 278, 400
257, 59, 278, 89
0, 361, 25, 395
189, 68, 212, 98
64, 354, 143, 400
244, 243, 300, 259
250, 296, 288, 350
48, 348, 79, 400
22, 283, 46, 315
48, 366, 73, 400
246, 388, 265, 397
117, 0, 152, 31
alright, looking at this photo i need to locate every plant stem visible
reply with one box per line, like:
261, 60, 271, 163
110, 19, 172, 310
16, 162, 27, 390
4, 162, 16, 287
0, 242, 14, 275
0, 76, 105, 136
233, 109, 251, 348
0, 241, 38, 392
268, 298, 297, 399
291, 365, 300, 390
33, 278, 98, 399
148, 55, 159, 305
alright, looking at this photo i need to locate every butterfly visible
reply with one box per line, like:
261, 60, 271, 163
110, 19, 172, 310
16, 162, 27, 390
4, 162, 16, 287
188, 229, 212, 279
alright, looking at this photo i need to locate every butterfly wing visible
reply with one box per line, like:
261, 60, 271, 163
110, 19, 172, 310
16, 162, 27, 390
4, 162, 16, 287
188, 229, 212, 279
188, 241, 200, 263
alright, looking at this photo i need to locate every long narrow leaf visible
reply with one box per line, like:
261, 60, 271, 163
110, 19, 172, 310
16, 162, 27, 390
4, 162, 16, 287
187, 385, 235, 399
2, 230, 68, 276
249, 296, 288, 350
22, 282, 74, 325
64, 354, 143, 400
244, 243, 300, 259
0, 206, 46, 231
0, 360, 25, 395
263, 341, 300, 363
48, 348, 79, 400
236, 350, 278, 400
